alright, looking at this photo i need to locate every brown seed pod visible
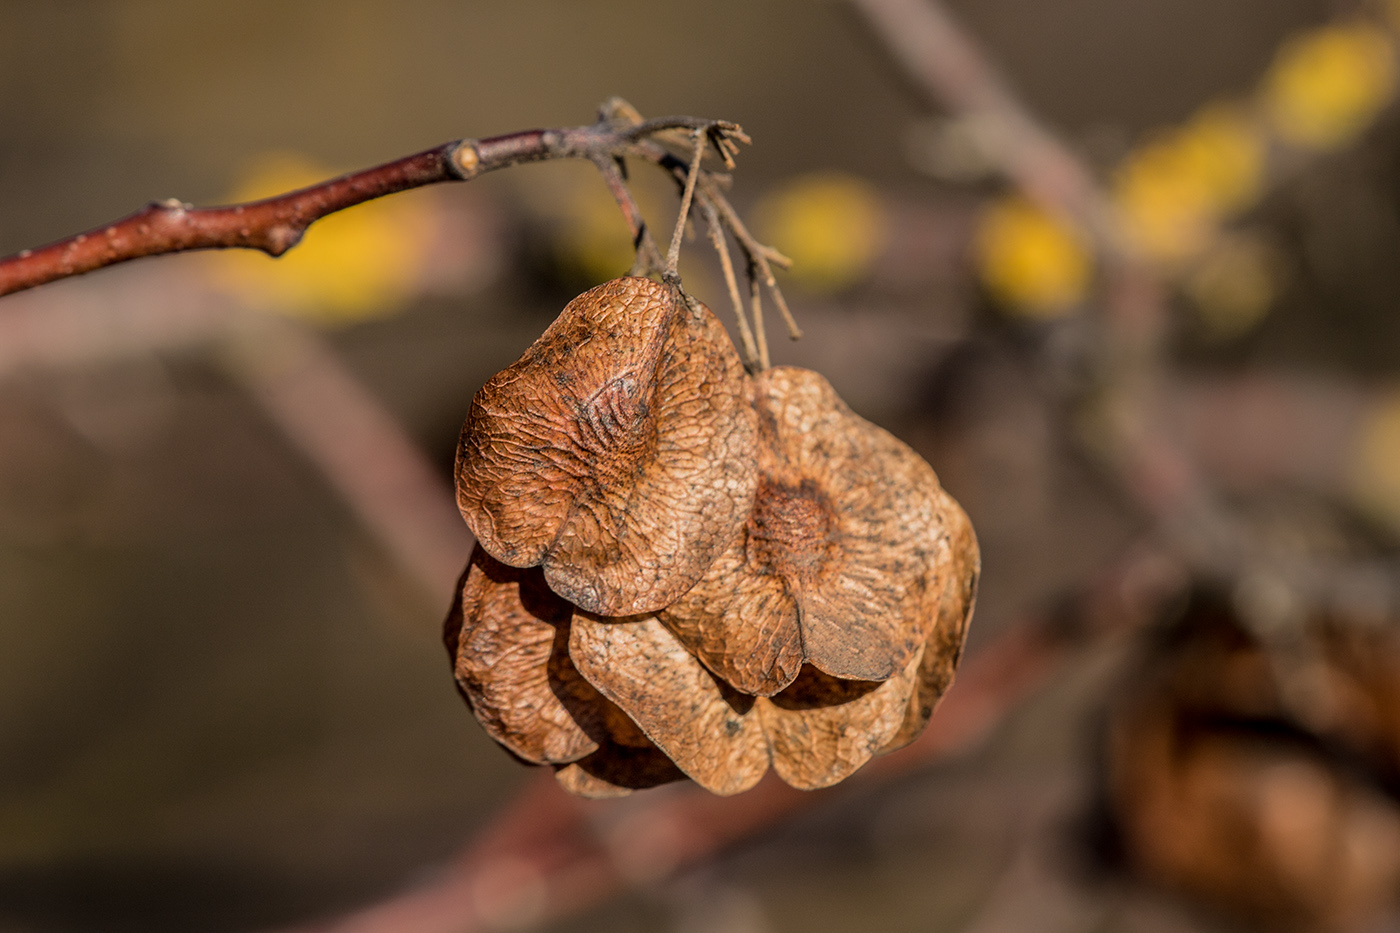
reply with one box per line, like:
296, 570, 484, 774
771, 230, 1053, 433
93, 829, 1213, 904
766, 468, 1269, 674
569, 612, 924, 794
445, 544, 683, 796
658, 366, 977, 694
1106, 593, 1400, 930
454, 277, 758, 616
881, 498, 979, 754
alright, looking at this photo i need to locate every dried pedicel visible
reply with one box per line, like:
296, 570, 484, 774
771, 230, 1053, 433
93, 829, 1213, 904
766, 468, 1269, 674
455, 277, 757, 616
659, 366, 978, 694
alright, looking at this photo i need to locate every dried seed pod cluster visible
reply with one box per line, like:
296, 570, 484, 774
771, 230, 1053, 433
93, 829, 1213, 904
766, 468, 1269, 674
1106, 592, 1400, 930
447, 276, 979, 796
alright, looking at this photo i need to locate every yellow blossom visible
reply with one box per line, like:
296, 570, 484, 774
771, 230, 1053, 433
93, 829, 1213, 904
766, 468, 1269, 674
1185, 233, 1280, 339
1113, 105, 1265, 263
755, 173, 888, 293
1264, 23, 1396, 149
974, 196, 1091, 316
208, 153, 435, 324
1350, 388, 1400, 530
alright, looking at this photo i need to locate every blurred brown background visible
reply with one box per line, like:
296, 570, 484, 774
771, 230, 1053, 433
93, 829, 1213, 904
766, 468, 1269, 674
6, 1, 1400, 931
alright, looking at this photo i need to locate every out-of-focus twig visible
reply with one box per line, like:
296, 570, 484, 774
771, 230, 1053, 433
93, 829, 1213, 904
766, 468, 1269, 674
849, 0, 1118, 248
851, 0, 1264, 586
0, 265, 470, 602
217, 316, 472, 599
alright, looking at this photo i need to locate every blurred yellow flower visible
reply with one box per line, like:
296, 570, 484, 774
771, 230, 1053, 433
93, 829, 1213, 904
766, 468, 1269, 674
208, 153, 435, 324
1185, 233, 1280, 339
755, 173, 888, 293
1113, 105, 1265, 263
549, 174, 641, 285
1350, 388, 1400, 530
974, 196, 1091, 316
1263, 23, 1396, 150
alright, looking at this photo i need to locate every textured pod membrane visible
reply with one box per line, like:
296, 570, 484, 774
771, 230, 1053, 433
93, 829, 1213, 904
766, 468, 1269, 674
455, 277, 757, 616
449, 332, 979, 795
445, 545, 682, 796
570, 612, 924, 794
661, 366, 978, 693
880, 492, 978, 755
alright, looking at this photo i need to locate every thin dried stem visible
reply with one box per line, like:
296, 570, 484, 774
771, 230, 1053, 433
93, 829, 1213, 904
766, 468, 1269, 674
849, 0, 1119, 250
665, 130, 707, 282
765, 268, 802, 340
700, 200, 760, 368
618, 134, 799, 341
748, 262, 771, 370
695, 176, 801, 340
623, 116, 748, 145
591, 155, 664, 277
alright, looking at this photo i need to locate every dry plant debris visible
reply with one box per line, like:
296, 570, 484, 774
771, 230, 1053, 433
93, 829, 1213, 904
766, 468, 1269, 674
449, 193, 977, 796
1107, 593, 1400, 931
448, 274, 978, 796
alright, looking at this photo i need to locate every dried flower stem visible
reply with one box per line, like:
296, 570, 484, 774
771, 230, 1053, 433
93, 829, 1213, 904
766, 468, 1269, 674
590, 155, 664, 277
699, 176, 801, 340
665, 130, 707, 282
748, 263, 771, 370
700, 200, 761, 368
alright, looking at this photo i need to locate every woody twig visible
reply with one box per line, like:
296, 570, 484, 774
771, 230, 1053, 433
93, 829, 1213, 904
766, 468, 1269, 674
0, 101, 760, 300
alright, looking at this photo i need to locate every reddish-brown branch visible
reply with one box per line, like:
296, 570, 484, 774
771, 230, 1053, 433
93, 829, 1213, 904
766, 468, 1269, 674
0, 112, 749, 298
0, 143, 463, 296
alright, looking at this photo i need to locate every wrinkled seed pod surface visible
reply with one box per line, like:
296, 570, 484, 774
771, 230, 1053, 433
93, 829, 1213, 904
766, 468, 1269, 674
448, 347, 977, 796
446, 544, 682, 795
570, 612, 922, 794
455, 277, 758, 616
658, 366, 978, 694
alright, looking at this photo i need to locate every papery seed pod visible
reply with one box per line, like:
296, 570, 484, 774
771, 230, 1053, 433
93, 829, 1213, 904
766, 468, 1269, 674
658, 366, 978, 695
445, 545, 683, 796
568, 612, 924, 794
455, 277, 758, 616
882, 500, 979, 753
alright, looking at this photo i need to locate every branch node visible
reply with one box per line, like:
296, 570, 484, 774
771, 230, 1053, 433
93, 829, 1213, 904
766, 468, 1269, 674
450, 141, 482, 179
264, 226, 305, 257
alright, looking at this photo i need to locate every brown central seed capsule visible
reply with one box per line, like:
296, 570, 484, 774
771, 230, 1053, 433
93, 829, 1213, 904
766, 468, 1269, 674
657, 366, 979, 696
746, 478, 836, 578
